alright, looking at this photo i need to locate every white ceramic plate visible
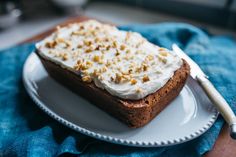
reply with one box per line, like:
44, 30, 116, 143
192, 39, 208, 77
23, 52, 218, 147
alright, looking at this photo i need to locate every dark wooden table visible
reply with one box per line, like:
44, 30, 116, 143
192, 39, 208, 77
23, 16, 236, 157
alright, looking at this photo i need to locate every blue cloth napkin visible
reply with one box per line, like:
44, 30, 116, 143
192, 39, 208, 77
0, 23, 236, 157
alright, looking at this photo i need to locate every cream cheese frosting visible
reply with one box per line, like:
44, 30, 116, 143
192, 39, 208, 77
36, 20, 183, 100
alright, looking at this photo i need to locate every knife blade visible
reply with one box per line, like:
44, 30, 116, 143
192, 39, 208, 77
172, 44, 236, 139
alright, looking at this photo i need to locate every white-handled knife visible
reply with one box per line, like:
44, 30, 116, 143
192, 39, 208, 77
172, 44, 236, 139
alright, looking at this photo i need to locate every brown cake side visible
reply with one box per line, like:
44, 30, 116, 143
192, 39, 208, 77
36, 51, 190, 128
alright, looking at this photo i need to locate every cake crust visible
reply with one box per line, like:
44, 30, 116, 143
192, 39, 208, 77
36, 50, 190, 128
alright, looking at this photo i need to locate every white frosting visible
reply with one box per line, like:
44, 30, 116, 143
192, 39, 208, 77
36, 20, 182, 100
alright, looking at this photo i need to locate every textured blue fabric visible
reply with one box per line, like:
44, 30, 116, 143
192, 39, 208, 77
0, 23, 236, 157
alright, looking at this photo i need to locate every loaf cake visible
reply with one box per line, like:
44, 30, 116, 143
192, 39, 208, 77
35, 20, 190, 128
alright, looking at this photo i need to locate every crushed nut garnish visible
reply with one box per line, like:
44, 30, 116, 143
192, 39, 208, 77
77, 44, 83, 48
85, 48, 92, 53
159, 47, 166, 51
112, 41, 118, 48
80, 25, 85, 30
98, 75, 104, 80
62, 54, 68, 61
115, 50, 120, 56
159, 51, 168, 57
120, 44, 126, 50
142, 75, 150, 82
93, 55, 100, 62
101, 67, 107, 73
128, 69, 133, 74
105, 60, 112, 67
55, 38, 64, 43
122, 75, 131, 81
142, 64, 148, 71
114, 73, 122, 84
126, 49, 131, 54
86, 61, 93, 67
136, 87, 142, 93
95, 37, 100, 43
84, 40, 92, 46
158, 56, 167, 64
65, 41, 71, 48
40, 20, 180, 100
45, 41, 57, 48
82, 75, 92, 83
130, 78, 137, 85
106, 45, 111, 50
146, 55, 154, 61
71, 31, 79, 36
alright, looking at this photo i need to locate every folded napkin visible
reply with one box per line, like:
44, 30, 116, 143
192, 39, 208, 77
0, 23, 236, 157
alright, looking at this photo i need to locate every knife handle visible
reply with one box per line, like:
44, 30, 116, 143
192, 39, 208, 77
197, 75, 236, 139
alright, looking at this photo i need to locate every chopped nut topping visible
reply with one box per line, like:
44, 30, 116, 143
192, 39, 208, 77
93, 55, 100, 62
159, 51, 168, 57
104, 38, 109, 42
142, 75, 150, 82
112, 41, 118, 48
120, 44, 126, 50
126, 49, 131, 54
98, 75, 104, 80
130, 78, 137, 85
90, 30, 96, 36
77, 44, 83, 48
158, 56, 167, 64
114, 73, 122, 84
106, 45, 111, 50
55, 38, 65, 43
40, 20, 180, 100
136, 40, 144, 48
85, 48, 92, 53
115, 50, 120, 56
80, 25, 85, 30
86, 61, 93, 67
110, 76, 114, 81
142, 64, 148, 71
62, 54, 68, 61
135, 66, 142, 73
128, 69, 133, 74
159, 47, 166, 51
105, 60, 112, 67
84, 40, 92, 46
82, 75, 92, 83
65, 41, 71, 48
136, 87, 142, 93
122, 75, 131, 81
74, 61, 82, 71
101, 66, 107, 73
45, 41, 57, 48
95, 37, 100, 43
121, 70, 129, 75
95, 45, 101, 51
146, 55, 154, 61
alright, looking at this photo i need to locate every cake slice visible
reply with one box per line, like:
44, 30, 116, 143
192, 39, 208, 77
36, 20, 190, 128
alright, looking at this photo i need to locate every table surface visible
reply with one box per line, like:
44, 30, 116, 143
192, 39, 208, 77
24, 16, 236, 157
